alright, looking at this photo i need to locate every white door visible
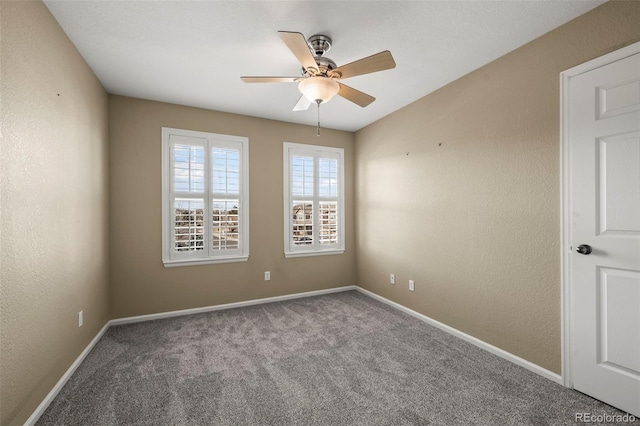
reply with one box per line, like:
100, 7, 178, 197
566, 45, 640, 417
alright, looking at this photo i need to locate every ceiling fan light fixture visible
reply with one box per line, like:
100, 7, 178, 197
298, 77, 339, 104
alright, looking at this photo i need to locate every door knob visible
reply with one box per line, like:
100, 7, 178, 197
576, 244, 592, 255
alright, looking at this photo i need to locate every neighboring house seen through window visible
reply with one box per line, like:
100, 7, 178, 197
283, 142, 345, 257
162, 128, 249, 267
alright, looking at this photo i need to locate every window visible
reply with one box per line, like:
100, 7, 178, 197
162, 128, 248, 267
284, 142, 345, 257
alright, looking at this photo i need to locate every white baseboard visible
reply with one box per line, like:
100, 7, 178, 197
24, 322, 110, 426
355, 286, 563, 385
110, 285, 357, 326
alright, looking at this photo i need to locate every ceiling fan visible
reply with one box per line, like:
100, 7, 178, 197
241, 31, 396, 134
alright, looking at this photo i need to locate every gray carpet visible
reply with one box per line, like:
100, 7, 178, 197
37, 291, 637, 425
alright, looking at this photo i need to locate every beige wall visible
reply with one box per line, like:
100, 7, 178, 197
354, 0, 640, 374
0, 2, 110, 425
108, 96, 356, 318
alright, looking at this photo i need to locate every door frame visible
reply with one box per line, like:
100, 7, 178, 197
560, 40, 640, 388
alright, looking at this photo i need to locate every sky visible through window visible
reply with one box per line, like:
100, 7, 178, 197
292, 155, 338, 198
173, 144, 240, 212
173, 144, 204, 192
212, 148, 240, 195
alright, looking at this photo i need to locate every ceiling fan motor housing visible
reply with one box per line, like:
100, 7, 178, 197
304, 56, 337, 78
302, 35, 337, 77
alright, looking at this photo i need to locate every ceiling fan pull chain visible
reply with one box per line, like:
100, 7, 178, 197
316, 99, 321, 136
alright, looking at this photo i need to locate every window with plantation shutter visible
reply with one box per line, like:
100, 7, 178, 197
284, 142, 345, 257
162, 128, 249, 267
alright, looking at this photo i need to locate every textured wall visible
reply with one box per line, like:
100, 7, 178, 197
108, 96, 356, 318
354, 0, 640, 374
0, 2, 110, 425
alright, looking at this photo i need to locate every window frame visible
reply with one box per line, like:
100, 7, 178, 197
162, 127, 249, 267
283, 142, 345, 258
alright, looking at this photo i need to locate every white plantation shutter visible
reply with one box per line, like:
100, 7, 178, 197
284, 143, 344, 257
162, 128, 249, 266
319, 201, 338, 245
169, 137, 207, 258
291, 155, 314, 245
174, 199, 205, 252
210, 144, 242, 255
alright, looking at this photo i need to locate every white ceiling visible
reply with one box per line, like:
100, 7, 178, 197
44, 0, 605, 132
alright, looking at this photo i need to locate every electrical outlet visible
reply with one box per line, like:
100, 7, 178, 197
264, 271, 271, 281
78, 311, 83, 327
390, 274, 396, 285
409, 280, 415, 291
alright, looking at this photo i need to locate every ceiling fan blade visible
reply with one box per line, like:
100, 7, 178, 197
278, 31, 318, 73
337, 83, 375, 108
241, 76, 300, 83
331, 51, 396, 80
292, 95, 312, 111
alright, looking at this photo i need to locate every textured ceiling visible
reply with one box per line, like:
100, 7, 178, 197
44, 0, 605, 132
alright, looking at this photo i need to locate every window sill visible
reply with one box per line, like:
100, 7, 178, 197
163, 255, 249, 268
284, 249, 344, 259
